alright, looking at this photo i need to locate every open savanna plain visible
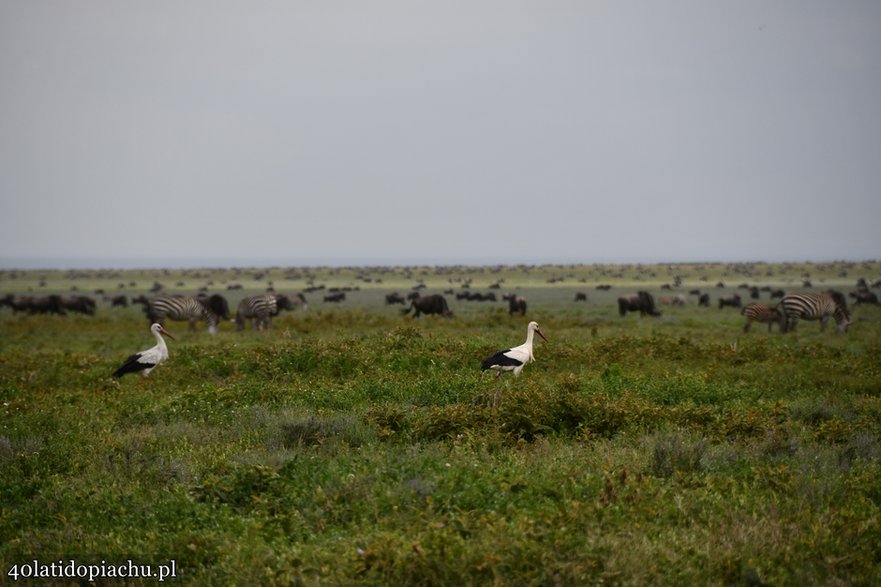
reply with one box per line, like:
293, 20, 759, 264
1, 261, 880, 585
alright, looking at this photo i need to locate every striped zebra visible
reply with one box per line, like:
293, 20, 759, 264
236, 294, 280, 331
146, 294, 230, 334
779, 292, 851, 333
235, 293, 304, 331
741, 303, 783, 333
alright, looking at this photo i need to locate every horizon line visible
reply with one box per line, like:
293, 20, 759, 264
1, 256, 878, 271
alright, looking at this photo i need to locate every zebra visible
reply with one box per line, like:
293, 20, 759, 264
741, 303, 784, 333
236, 294, 280, 331
503, 293, 527, 316
778, 292, 851, 334
235, 293, 304, 331
145, 294, 230, 334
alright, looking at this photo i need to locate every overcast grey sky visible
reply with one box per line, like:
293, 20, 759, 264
1, 1, 879, 268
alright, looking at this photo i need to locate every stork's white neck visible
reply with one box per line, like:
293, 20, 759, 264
152, 328, 167, 350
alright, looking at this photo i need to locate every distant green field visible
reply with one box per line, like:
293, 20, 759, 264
1, 262, 880, 585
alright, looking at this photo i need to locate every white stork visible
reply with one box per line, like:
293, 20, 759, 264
481, 321, 547, 404
113, 323, 174, 379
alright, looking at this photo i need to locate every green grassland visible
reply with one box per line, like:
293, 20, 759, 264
1, 262, 880, 585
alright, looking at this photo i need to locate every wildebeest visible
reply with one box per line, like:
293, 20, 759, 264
457, 291, 497, 302
698, 293, 711, 307
110, 295, 129, 308
0, 294, 13, 311
658, 294, 686, 307
60, 295, 96, 315
574, 292, 588, 302
503, 293, 527, 316
1, 294, 66, 314
402, 294, 453, 318
281, 292, 307, 310
23, 295, 67, 315
385, 293, 406, 305
718, 294, 742, 309
323, 292, 346, 303
617, 292, 661, 317
741, 303, 784, 333
850, 290, 880, 305
198, 293, 231, 322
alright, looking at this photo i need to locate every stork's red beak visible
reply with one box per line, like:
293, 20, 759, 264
537, 328, 547, 342
160, 327, 175, 340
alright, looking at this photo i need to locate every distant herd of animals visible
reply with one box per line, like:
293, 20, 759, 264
2, 276, 879, 336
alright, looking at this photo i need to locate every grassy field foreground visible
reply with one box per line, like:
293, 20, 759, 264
1, 273, 880, 584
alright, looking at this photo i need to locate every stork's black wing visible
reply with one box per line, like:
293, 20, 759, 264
113, 353, 154, 378
481, 349, 524, 370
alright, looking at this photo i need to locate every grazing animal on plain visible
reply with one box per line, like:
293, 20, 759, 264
113, 323, 174, 379
285, 292, 308, 309
826, 289, 848, 311
131, 295, 150, 308
0, 294, 34, 313
0, 294, 15, 311
402, 294, 452, 318
145, 294, 229, 334
574, 292, 587, 302
323, 292, 346, 303
770, 289, 785, 299
60, 295, 96, 315
779, 292, 851, 333
698, 293, 710, 307
503, 294, 527, 316
658, 294, 686, 307
481, 321, 547, 406
110, 295, 128, 308
23, 295, 67, 315
850, 290, 880, 305
385, 293, 405, 305
457, 292, 497, 302
236, 294, 296, 331
718, 294, 742, 309
617, 292, 661, 317
741, 303, 784, 333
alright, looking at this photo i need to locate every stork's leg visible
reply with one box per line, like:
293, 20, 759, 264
493, 373, 503, 408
